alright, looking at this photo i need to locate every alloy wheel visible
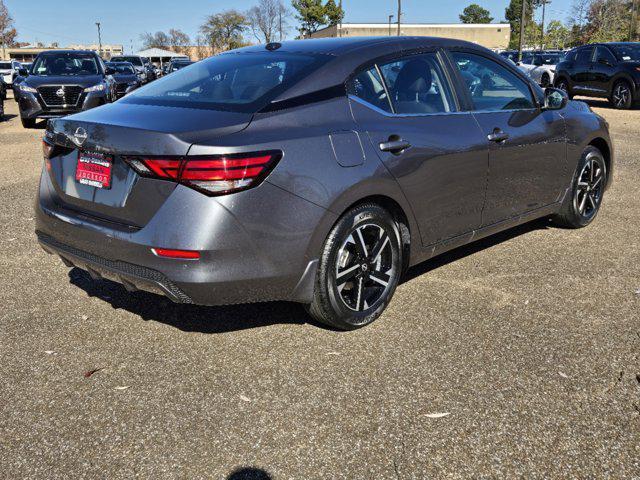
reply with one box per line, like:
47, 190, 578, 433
335, 223, 395, 312
613, 83, 631, 108
574, 156, 605, 219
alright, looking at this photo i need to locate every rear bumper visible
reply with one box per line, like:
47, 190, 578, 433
35, 168, 332, 306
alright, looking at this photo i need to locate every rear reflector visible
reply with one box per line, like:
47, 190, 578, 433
124, 151, 282, 196
151, 248, 200, 260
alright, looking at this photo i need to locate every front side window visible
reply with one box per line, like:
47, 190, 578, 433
611, 44, 640, 61
31, 53, 100, 76
378, 54, 454, 114
451, 51, 535, 111
596, 46, 617, 64
122, 52, 330, 113
351, 66, 392, 112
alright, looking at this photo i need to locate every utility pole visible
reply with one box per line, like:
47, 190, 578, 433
630, 0, 638, 41
388, 15, 394, 36
338, 0, 343, 37
95, 22, 102, 57
539, 0, 548, 51
518, 0, 526, 62
397, 0, 402, 36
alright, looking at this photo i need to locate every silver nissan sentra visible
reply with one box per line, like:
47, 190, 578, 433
36, 37, 613, 330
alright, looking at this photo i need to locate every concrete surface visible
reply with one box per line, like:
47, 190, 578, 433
0, 92, 638, 479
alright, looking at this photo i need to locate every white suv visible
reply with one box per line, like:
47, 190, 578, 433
517, 52, 565, 87
0, 60, 21, 87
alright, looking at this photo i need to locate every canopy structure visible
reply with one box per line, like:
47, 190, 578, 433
136, 48, 189, 68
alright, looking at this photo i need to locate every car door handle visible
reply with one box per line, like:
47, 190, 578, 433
487, 129, 509, 143
379, 138, 411, 153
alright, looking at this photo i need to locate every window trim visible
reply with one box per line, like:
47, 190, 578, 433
346, 48, 461, 117
443, 47, 542, 113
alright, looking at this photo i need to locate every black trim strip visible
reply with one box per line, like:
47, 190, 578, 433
259, 84, 346, 112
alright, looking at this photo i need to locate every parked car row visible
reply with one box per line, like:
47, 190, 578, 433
10, 49, 195, 128
500, 41, 640, 109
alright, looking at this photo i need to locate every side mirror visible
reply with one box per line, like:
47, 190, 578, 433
598, 58, 612, 66
18, 68, 28, 77
543, 87, 568, 110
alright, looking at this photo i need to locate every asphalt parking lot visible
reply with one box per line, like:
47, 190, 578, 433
0, 92, 638, 479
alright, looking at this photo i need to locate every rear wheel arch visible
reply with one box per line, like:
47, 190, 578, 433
588, 138, 612, 188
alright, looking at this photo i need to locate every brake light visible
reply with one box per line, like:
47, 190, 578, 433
124, 151, 281, 196
151, 248, 200, 259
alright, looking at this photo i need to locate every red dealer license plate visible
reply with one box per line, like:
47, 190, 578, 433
75, 151, 112, 189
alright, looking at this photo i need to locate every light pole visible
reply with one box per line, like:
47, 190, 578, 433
95, 22, 102, 57
397, 0, 402, 36
539, 0, 549, 51
388, 15, 394, 36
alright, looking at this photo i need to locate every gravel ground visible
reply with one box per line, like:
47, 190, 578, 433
0, 92, 638, 479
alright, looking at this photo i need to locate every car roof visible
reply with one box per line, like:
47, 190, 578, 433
36, 50, 96, 55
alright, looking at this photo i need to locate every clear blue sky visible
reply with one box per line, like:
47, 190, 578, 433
6, 0, 574, 53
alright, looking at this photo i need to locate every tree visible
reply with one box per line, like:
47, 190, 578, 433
459, 4, 494, 23
292, 0, 328, 36
325, 0, 344, 25
168, 29, 191, 54
140, 31, 171, 50
0, 0, 17, 58
505, 0, 545, 48
544, 19, 571, 48
200, 10, 248, 52
585, 0, 632, 42
246, 0, 290, 43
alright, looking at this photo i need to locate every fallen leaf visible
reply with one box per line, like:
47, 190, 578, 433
239, 395, 251, 402
83, 368, 103, 378
114, 386, 130, 391
559, 371, 569, 378
8, 238, 16, 242
44, 350, 55, 355
634, 289, 640, 295
425, 412, 450, 419
326, 351, 341, 356
81, 315, 89, 320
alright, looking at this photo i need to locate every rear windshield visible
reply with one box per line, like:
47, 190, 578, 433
121, 52, 331, 113
611, 44, 640, 61
112, 56, 143, 66
32, 53, 100, 76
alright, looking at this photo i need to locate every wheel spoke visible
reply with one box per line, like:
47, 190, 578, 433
578, 191, 588, 213
355, 227, 368, 257
370, 232, 390, 263
336, 264, 359, 286
355, 277, 364, 311
591, 176, 602, 190
588, 192, 597, 210
589, 158, 595, 183
370, 271, 390, 287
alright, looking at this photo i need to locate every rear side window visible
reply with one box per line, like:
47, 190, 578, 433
576, 47, 594, 64
351, 67, 392, 113
451, 51, 535, 111
122, 52, 330, 113
378, 54, 454, 114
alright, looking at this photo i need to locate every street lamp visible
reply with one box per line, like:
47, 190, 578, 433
388, 15, 394, 36
397, 0, 402, 36
95, 22, 102, 57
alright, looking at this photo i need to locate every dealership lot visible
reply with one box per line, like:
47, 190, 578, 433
0, 93, 638, 477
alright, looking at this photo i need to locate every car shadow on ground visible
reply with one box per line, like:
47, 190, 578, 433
574, 97, 612, 109
1, 113, 17, 121
67, 218, 551, 334
227, 467, 272, 479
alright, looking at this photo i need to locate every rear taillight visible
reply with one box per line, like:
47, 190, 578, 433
124, 151, 281, 196
42, 139, 54, 159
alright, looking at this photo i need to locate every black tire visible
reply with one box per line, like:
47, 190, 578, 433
610, 80, 633, 109
541, 73, 551, 88
308, 203, 403, 330
21, 117, 36, 129
553, 146, 607, 229
555, 78, 573, 99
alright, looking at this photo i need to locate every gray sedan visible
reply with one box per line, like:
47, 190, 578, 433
36, 37, 613, 330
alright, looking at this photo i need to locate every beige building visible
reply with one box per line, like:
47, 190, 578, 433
309, 23, 511, 50
1, 44, 124, 62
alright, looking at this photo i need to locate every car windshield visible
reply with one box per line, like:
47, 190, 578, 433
0, 62, 12, 69
110, 64, 135, 74
122, 51, 331, 113
32, 53, 99, 76
611, 44, 640, 61
112, 56, 143, 66
171, 62, 192, 70
537, 54, 562, 65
